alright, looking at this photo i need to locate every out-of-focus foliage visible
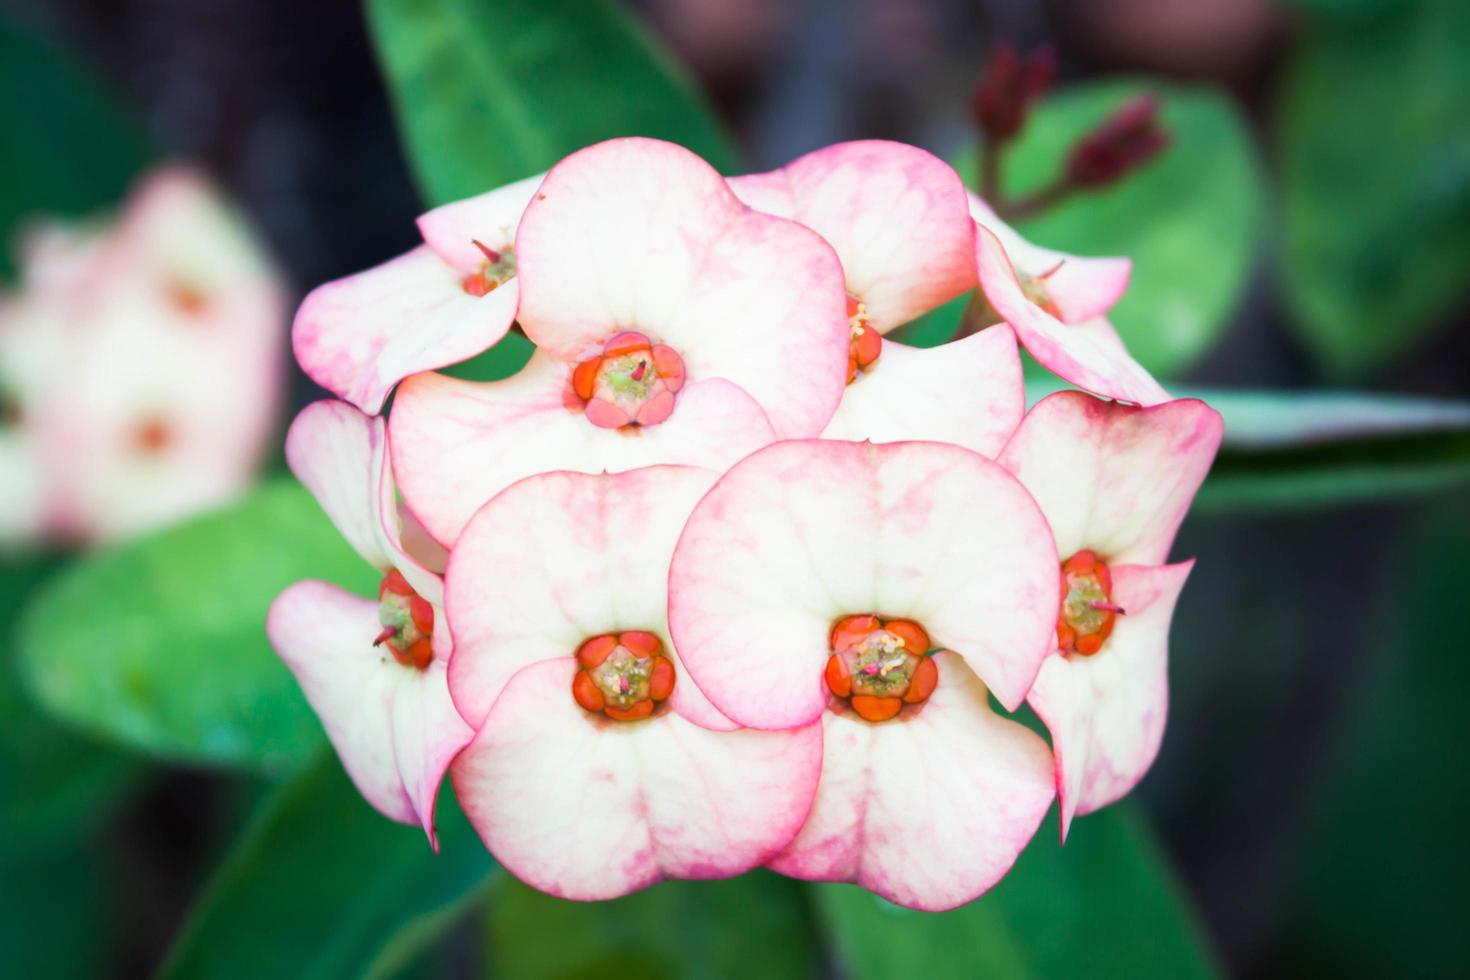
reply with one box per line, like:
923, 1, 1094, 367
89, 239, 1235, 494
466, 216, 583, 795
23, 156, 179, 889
366, 0, 738, 206
0, 839, 111, 977
0, 11, 147, 279
1279, 0, 1470, 375
816, 805, 1220, 979
158, 752, 493, 980
1272, 505, 1470, 974
486, 871, 818, 979
17, 480, 377, 773
935, 81, 1263, 378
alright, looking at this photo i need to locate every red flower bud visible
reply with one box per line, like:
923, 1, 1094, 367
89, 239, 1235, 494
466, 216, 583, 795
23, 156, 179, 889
972, 43, 1057, 144
1065, 94, 1170, 190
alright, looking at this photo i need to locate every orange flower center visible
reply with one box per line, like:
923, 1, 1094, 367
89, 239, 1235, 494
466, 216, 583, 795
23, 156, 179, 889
823, 614, 937, 722
460, 240, 517, 296
568, 331, 686, 430
846, 295, 881, 384
1056, 549, 1124, 656
374, 569, 434, 670
571, 630, 676, 722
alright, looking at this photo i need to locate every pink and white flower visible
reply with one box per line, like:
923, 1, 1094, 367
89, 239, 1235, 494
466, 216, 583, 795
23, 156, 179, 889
0, 165, 284, 545
447, 465, 822, 900
731, 141, 1022, 455
668, 439, 1059, 910
293, 173, 542, 414
998, 390, 1222, 838
390, 137, 850, 545
970, 194, 1169, 407
267, 399, 472, 846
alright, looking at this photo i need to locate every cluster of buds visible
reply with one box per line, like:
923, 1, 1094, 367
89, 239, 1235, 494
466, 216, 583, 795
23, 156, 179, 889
269, 136, 1222, 909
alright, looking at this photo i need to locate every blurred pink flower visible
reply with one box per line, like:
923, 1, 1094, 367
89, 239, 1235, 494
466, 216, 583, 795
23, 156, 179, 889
999, 390, 1223, 838
668, 439, 1059, 910
268, 399, 472, 846
446, 466, 822, 900
0, 165, 285, 546
388, 137, 850, 546
293, 174, 542, 415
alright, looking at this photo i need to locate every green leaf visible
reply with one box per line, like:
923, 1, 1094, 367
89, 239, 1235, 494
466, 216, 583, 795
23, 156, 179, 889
0, 10, 148, 278
948, 80, 1264, 378
17, 478, 377, 773
0, 555, 142, 854
366, 0, 738, 206
158, 752, 494, 980
0, 839, 112, 977
487, 870, 817, 980
815, 805, 1221, 980
1278, 0, 1470, 375
1273, 504, 1470, 975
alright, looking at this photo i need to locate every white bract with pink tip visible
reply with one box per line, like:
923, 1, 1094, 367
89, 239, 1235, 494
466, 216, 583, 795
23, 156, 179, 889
269, 136, 1220, 910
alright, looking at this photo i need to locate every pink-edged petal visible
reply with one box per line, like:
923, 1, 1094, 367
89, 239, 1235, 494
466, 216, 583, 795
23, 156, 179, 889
389, 352, 777, 546
730, 140, 976, 332
769, 652, 1053, 911
285, 400, 392, 569
514, 137, 848, 438
293, 245, 516, 414
445, 466, 722, 728
416, 173, 544, 273
1000, 390, 1224, 566
452, 658, 823, 900
1028, 561, 1192, 839
668, 440, 1059, 730
820, 325, 1023, 456
266, 580, 472, 844
968, 193, 1131, 323
975, 224, 1166, 406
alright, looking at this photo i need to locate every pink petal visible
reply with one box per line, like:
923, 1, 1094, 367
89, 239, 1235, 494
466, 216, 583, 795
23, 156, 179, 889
968, 193, 1131, 323
451, 658, 823, 900
999, 390, 1224, 566
768, 652, 1053, 911
668, 440, 1060, 730
514, 137, 848, 438
975, 224, 1167, 406
267, 580, 473, 845
293, 245, 517, 414
730, 140, 976, 332
820, 326, 1023, 456
415, 173, 544, 273
444, 466, 729, 730
1027, 561, 1192, 839
389, 352, 777, 546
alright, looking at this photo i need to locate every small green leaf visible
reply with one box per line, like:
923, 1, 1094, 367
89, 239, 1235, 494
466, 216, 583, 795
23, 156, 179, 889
1278, 0, 1470, 375
366, 0, 738, 207
950, 80, 1264, 379
487, 870, 817, 980
17, 479, 376, 773
158, 752, 494, 980
0, 11, 148, 278
815, 805, 1221, 980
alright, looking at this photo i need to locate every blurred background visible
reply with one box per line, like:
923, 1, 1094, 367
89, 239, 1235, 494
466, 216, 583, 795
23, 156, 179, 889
1, 0, 1467, 977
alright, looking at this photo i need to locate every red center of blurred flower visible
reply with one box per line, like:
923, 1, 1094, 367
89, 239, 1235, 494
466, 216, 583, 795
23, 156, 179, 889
823, 614, 937, 722
374, 569, 435, 670
168, 280, 209, 316
846, 295, 881, 384
460, 240, 517, 297
571, 630, 676, 721
1056, 550, 1124, 656
568, 331, 687, 430
132, 418, 174, 454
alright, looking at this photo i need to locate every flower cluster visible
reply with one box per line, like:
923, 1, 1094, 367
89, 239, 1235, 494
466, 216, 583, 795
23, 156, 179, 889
269, 137, 1222, 910
0, 167, 285, 545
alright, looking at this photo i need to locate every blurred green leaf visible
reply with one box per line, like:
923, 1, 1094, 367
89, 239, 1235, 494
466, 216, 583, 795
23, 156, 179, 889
1272, 504, 1470, 974
487, 870, 817, 980
0, 839, 111, 977
159, 752, 493, 980
947, 81, 1264, 378
816, 805, 1221, 979
17, 479, 377, 773
0, 10, 148, 278
0, 554, 142, 854
1279, 0, 1470, 375
367, 0, 738, 206
441, 330, 535, 383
